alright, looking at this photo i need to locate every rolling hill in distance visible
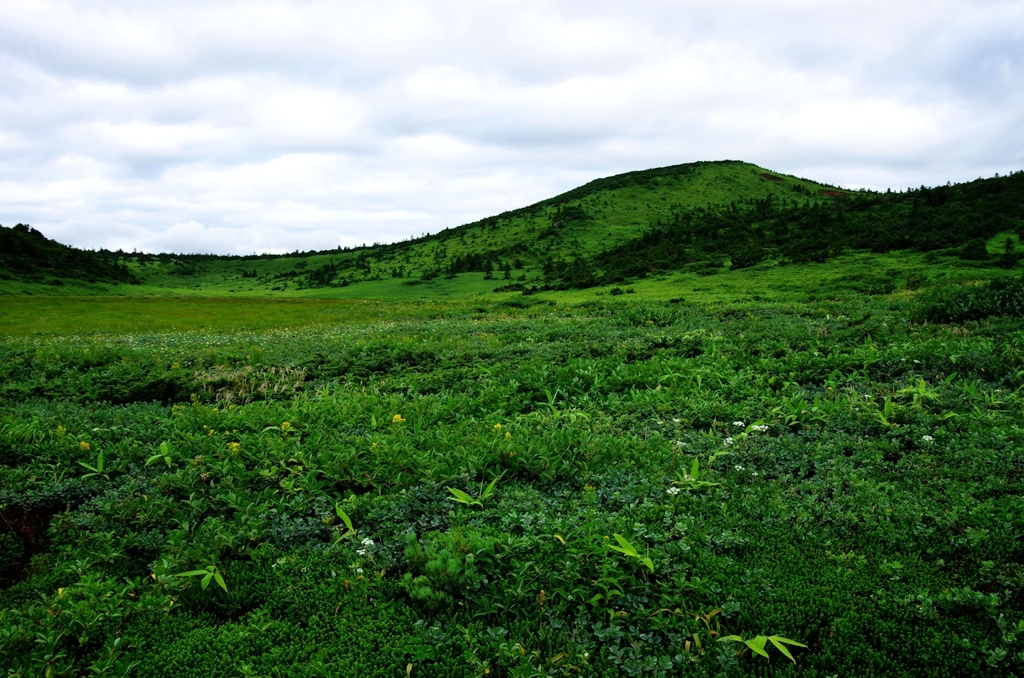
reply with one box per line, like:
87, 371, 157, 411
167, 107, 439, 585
1, 159, 1022, 310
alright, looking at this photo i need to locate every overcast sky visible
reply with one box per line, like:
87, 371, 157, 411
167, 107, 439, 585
0, 0, 1022, 254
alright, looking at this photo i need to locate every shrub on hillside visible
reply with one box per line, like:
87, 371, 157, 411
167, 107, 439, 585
915, 275, 1024, 323
958, 238, 991, 261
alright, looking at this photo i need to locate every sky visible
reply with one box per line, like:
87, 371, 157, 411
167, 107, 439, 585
0, 0, 1022, 255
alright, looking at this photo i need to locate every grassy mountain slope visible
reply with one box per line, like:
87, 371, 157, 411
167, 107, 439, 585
1, 160, 1022, 305
544, 170, 1024, 290
0, 161, 838, 297
0, 224, 137, 288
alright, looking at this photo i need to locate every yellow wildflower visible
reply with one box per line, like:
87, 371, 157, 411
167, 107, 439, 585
494, 423, 502, 431
228, 442, 241, 453
79, 441, 90, 451
392, 414, 405, 423
505, 431, 511, 439
281, 422, 292, 430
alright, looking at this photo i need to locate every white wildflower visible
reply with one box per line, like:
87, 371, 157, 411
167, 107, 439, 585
667, 487, 681, 496
356, 568, 363, 574
724, 437, 734, 446
751, 471, 759, 477
922, 435, 934, 442
360, 538, 374, 547
356, 549, 367, 556
734, 465, 745, 471
733, 421, 745, 427
751, 425, 768, 432
674, 441, 686, 448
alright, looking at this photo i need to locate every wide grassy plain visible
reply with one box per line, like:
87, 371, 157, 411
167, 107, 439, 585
2, 266, 1024, 677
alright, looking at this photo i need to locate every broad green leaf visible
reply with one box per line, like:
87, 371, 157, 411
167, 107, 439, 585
146, 454, 164, 467
177, 569, 211, 577
768, 636, 805, 663
201, 572, 213, 590
159, 441, 169, 456
446, 487, 478, 506
610, 534, 640, 558
335, 505, 354, 532
744, 635, 770, 659
690, 457, 700, 478
640, 557, 655, 573
480, 477, 499, 501
96, 451, 104, 472
213, 571, 227, 592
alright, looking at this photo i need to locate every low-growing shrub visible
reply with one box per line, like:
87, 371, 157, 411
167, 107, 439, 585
915, 275, 1024, 323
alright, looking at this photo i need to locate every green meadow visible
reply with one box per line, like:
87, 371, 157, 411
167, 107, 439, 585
2, 161, 1024, 677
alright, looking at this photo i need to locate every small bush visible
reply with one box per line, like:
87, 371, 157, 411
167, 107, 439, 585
915, 275, 1024, 322
959, 238, 990, 261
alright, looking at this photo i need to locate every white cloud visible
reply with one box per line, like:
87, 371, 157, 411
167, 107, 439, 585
0, 0, 1021, 253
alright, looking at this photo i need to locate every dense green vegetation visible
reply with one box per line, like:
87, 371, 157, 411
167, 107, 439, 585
2, 291, 1024, 677
3, 160, 1024, 676
0, 224, 137, 288
543, 172, 1024, 290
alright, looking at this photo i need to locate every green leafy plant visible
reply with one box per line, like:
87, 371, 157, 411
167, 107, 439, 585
718, 634, 807, 663
146, 441, 173, 468
176, 564, 228, 592
78, 449, 109, 480
608, 533, 654, 572
673, 457, 720, 492
334, 503, 357, 542
446, 476, 499, 508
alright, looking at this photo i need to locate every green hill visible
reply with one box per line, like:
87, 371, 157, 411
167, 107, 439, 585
1, 160, 1022, 301
0, 224, 138, 288
544, 169, 1024, 290
0, 161, 840, 296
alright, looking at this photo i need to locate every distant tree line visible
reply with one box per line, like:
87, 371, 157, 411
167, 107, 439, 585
0, 224, 138, 285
